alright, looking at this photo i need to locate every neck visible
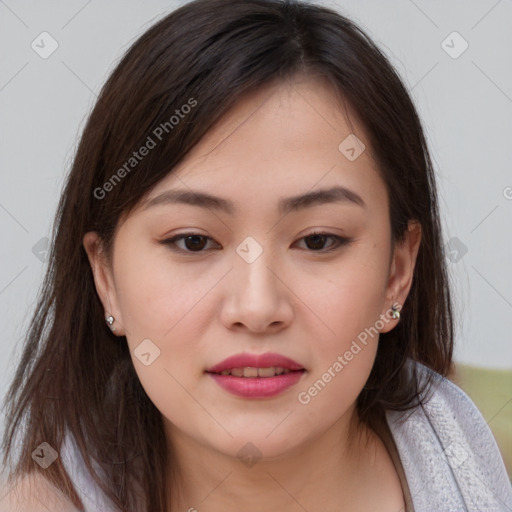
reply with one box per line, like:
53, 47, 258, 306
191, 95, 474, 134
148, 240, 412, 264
165, 409, 384, 511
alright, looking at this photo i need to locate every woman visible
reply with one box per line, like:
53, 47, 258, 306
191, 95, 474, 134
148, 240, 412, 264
2, 0, 511, 510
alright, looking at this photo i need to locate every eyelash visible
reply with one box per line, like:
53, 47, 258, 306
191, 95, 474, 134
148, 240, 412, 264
160, 231, 352, 255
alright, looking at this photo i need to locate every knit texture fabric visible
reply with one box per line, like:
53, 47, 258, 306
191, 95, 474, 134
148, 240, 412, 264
385, 361, 512, 511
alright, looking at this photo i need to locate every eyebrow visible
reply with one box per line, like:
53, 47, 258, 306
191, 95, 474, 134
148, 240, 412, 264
143, 185, 366, 215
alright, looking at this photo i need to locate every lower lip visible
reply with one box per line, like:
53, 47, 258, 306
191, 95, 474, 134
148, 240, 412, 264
207, 371, 305, 398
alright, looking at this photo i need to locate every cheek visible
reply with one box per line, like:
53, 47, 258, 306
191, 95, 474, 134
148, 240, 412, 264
110, 245, 214, 428
113, 242, 216, 341
292, 243, 390, 403
111, 244, 220, 394
298, 242, 390, 347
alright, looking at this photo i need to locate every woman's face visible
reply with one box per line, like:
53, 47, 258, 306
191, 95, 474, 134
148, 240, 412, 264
85, 76, 420, 462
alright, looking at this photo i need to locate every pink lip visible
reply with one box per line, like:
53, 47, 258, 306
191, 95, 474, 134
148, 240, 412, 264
205, 352, 306, 399
208, 371, 305, 398
206, 352, 305, 373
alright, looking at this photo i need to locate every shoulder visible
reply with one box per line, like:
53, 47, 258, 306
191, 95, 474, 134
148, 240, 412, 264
412, 361, 503, 450
385, 359, 512, 509
405, 360, 508, 469
391, 359, 498, 434
0, 472, 80, 512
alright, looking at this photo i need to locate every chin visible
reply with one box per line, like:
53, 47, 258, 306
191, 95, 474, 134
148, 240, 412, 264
204, 426, 308, 464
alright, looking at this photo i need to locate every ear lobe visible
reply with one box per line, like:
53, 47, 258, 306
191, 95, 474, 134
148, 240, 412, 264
380, 220, 422, 333
82, 232, 125, 335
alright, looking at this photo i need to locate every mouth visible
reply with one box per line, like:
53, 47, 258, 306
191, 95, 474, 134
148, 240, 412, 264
205, 365, 306, 399
206, 366, 305, 378
205, 352, 306, 398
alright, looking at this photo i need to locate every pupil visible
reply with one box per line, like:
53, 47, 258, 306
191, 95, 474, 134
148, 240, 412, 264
307, 234, 326, 250
185, 235, 206, 251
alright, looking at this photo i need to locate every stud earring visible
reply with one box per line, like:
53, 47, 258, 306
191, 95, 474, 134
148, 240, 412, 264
105, 315, 115, 331
391, 303, 401, 320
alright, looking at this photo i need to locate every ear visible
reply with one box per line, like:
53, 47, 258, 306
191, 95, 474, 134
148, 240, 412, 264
83, 231, 125, 336
379, 220, 422, 333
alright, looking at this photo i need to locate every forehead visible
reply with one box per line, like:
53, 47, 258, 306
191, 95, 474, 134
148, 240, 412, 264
144, 76, 387, 214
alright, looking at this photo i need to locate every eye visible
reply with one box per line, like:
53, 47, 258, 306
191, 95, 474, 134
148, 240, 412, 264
160, 231, 351, 254
294, 231, 352, 252
160, 233, 220, 253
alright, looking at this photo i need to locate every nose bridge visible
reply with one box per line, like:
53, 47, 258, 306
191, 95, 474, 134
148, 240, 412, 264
234, 236, 278, 302
220, 235, 292, 332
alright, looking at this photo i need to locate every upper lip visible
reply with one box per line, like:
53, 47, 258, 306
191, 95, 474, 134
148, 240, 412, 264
206, 352, 305, 373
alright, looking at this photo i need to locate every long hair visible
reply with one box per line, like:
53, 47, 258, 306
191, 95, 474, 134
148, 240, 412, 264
1, 0, 453, 510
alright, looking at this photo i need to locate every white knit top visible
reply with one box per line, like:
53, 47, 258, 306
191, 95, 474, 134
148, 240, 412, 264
59, 361, 512, 511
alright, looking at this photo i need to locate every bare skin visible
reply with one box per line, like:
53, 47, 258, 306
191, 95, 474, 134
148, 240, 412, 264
84, 74, 421, 511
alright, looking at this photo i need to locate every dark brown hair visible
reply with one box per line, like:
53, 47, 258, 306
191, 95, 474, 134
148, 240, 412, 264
1, 0, 453, 510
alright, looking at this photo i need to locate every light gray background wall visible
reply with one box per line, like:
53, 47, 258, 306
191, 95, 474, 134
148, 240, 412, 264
1, 0, 511, 438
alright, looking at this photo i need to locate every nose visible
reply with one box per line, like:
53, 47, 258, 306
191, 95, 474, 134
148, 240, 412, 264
219, 248, 294, 334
